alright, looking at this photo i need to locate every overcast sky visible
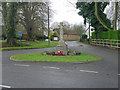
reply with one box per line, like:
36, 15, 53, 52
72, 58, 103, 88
50, 0, 84, 25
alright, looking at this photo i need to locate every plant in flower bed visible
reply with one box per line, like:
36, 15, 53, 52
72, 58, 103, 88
43, 50, 81, 56
43, 51, 56, 55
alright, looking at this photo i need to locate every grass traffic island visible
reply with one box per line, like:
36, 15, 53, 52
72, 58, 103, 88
10, 52, 102, 62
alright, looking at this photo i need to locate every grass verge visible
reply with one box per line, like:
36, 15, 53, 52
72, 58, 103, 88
10, 52, 101, 62
0, 40, 58, 51
79, 41, 91, 45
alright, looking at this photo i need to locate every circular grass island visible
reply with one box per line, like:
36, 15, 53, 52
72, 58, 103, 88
10, 52, 102, 63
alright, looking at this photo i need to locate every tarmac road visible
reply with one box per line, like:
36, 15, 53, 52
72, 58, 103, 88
1, 41, 119, 88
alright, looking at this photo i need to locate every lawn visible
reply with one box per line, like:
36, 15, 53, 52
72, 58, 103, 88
0, 40, 58, 51
10, 52, 101, 62
0, 40, 6, 43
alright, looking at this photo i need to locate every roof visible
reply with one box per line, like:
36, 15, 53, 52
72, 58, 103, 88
64, 30, 77, 35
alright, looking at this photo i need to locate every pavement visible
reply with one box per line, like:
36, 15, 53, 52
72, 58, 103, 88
1, 41, 119, 88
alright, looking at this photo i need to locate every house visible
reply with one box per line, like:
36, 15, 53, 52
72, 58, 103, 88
63, 30, 80, 41
85, 26, 94, 39
63, 34, 80, 41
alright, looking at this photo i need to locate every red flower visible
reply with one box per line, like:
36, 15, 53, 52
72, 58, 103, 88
57, 51, 62, 55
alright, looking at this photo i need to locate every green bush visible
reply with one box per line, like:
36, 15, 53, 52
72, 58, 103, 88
36, 35, 47, 40
82, 34, 87, 39
16, 36, 21, 40
118, 30, 120, 40
2, 34, 7, 40
91, 32, 96, 39
91, 30, 120, 40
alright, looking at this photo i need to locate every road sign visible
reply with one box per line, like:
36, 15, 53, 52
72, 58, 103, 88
18, 31, 22, 36
18, 31, 22, 46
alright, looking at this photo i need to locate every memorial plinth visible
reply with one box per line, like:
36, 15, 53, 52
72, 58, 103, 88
56, 40, 68, 55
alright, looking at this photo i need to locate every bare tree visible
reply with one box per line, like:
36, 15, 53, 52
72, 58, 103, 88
118, 1, 120, 29
106, 1, 120, 30
18, 2, 49, 40
72, 24, 85, 39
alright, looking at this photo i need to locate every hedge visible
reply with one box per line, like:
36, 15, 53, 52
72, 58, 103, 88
91, 30, 120, 40
82, 34, 87, 39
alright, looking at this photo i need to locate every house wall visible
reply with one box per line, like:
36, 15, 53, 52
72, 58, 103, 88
63, 34, 80, 40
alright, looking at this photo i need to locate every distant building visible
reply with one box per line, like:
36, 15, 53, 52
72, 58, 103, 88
63, 30, 80, 41
63, 34, 80, 40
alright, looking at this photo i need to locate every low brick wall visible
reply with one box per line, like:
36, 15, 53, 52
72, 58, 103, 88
63, 34, 80, 40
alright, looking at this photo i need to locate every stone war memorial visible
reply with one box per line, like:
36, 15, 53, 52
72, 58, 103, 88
44, 22, 81, 56
55, 23, 68, 55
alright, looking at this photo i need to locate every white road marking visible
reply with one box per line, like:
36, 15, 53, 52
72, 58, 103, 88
80, 70, 98, 73
14, 64, 30, 67
43, 66, 60, 70
0, 85, 11, 88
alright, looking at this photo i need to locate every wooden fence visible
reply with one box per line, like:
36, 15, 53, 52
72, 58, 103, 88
91, 39, 120, 48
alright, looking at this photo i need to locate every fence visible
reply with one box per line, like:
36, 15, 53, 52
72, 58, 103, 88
91, 39, 120, 48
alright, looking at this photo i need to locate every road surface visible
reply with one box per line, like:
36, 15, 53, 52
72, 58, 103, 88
1, 41, 119, 88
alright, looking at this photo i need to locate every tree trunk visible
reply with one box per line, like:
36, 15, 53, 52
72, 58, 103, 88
26, 27, 33, 41
7, 3, 17, 46
113, 1, 118, 30
7, 38, 16, 46
27, 31, 32, 40
2, 2, 8, 34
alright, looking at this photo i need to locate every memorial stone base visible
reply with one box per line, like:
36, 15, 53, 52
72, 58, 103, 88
56, 40, 68, 55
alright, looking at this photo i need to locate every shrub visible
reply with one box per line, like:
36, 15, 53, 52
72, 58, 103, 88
16, 36, 21, 40
82, 34, 87, 39
91, 30, 120, 40
36, 35, 47, 40
2, 34, 7, 40
91, 32, 96, 39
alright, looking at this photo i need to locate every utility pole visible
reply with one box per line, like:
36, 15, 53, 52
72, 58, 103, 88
89, 22, 91, 40
48, 6, 50, 46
